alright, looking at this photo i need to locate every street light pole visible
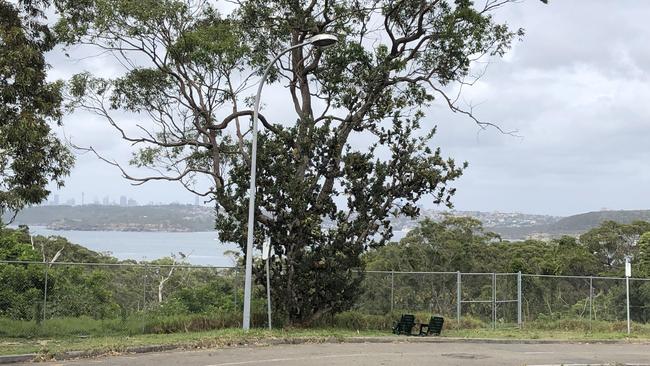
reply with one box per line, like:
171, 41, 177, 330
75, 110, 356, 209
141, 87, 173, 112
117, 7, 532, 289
242, 34, 338, 330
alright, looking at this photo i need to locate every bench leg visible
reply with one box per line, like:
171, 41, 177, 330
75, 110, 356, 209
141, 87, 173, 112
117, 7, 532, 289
418, 324, 429, 336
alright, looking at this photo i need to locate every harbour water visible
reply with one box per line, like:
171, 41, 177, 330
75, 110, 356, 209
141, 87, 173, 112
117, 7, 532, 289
21, 226, 409, 267
25, 226, 239, 267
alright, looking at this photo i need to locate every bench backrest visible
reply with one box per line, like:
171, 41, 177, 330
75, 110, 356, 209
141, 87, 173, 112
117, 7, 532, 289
428, 316, 444, 335
401, 314, 415, 324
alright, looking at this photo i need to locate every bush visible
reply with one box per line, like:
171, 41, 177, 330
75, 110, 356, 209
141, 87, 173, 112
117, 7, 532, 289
329, 311, 393, 330
311, 311, 465, 332
455, 316, 486, 329
143, 310, 267, 333
150, 298, 190, 317
0, 316, 141, 338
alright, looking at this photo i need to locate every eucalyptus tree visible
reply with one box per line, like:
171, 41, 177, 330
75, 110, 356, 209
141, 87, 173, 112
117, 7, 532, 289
579, 220, 650, 270
0, 0, 73, 218
57, 0, 529, 323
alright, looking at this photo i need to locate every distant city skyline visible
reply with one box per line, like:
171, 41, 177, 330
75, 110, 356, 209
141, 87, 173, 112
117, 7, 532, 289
43, 193, 207, 207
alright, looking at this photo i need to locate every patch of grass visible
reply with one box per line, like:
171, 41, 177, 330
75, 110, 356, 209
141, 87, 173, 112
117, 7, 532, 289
0, 317, 142, 339
444, 327, 642, 340
0, 311, 267, 339
443, 318, 650, 340
0, 328, 384, 357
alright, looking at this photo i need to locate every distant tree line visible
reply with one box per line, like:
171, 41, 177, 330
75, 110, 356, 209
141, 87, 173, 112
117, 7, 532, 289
361, 216, 650, 322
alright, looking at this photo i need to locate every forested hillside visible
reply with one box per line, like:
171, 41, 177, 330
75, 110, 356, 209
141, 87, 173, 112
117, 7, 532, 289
550, 210, 650, 232
489, 210, 650, 239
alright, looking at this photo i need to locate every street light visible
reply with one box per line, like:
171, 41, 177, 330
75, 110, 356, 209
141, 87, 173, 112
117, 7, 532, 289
242, 33, 339, 330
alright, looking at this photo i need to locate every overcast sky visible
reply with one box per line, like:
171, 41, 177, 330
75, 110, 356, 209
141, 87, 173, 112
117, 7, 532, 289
44, 1, 650, 217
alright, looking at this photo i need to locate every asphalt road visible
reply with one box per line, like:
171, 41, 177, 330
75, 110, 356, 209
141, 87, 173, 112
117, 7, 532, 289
20, 341, 650, 366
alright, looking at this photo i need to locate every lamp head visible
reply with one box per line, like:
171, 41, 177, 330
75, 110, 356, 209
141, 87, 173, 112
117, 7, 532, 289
308, 33, 338, 48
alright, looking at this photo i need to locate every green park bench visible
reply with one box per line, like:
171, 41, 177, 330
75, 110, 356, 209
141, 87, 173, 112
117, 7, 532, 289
418, 316, 444, 336
392, 314, 416, 335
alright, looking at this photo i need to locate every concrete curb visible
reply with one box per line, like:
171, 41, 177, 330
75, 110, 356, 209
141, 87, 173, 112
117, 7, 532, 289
0, 354, 37, 365
2, 336, 649, 364
52, 344, 181, 362
346, 336, 650, 345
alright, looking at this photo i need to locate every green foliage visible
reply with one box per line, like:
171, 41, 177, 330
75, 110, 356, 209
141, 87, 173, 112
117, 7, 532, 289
0, 1, 74, 217
0, 226, 39, 261
636, 232, 650, 276
364, 216, 501, 272
579, 221, 650, 269
48, 267, 119, 319
0, 265, 43, 320
0, 227, 43, 320
364, 218, 644, 277
171, 278, 238, 313
0, 227, 249, 330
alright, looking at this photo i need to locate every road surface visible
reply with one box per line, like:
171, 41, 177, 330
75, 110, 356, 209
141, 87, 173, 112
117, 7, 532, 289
19, 341, 650, 366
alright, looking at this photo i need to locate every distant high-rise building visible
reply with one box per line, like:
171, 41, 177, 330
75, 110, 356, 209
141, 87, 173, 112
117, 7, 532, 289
81, 192, 85, 205
127, 198, 138, 207
120, 195, 127, 206
51, 194, 59, 205
194, 196, 200, 206
65, 198, 75, 206
102, 196, 109, 205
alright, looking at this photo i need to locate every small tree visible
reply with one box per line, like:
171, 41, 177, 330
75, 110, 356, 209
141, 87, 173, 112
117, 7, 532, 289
153, 253, 187, 303
579, 221, 650, 270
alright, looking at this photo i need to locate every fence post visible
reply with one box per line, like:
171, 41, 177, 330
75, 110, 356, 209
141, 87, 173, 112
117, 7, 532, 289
142, 263, 147, 310
589, 276, 593, 331
626, 276, 631, 335
141, 262, 147, 333
266, 258, 272, 330
390, 270, 395, 313
233, 268, 238, 309
517, 271, 522, 328
492, 272, 496, 330
456, 271, 461, 325
42, 263, 49, 322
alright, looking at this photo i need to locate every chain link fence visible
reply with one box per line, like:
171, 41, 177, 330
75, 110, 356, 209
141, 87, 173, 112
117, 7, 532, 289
0, 260, 252, 337
356, 271, 649, 333
1, 260, 649, 337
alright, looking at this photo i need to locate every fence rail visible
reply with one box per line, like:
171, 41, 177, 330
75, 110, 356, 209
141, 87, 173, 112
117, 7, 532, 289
1, 260, 648, 336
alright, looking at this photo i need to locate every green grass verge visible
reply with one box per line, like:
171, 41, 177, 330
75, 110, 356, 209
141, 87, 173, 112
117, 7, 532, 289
0, 328, 384, 357
4, 313, 650, 359
3, 325, 650, 358
3, 326, 650, 359
444, 328, 649, 340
